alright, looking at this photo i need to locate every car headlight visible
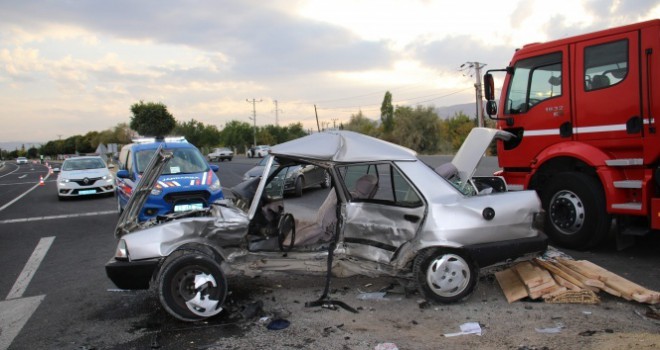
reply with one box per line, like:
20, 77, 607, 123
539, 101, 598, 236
210, 177, 221, 191
103, 174, 114, 183
58, 178, 69, 184
114, 239, 129, 261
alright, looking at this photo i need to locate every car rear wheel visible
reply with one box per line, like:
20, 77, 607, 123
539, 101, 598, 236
157, 250, 227, 322
414, 248, 477, 303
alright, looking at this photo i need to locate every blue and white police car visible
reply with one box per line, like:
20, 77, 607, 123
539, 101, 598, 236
115, 137, 224, 221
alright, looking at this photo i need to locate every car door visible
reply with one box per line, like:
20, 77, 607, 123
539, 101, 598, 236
337, 163, 426, 265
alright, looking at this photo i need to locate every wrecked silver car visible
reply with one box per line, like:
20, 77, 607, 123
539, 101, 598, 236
105, 127, 547, 321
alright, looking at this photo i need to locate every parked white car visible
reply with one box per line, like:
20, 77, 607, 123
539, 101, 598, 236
207, 147, 233, 162
246, 145, 270, 158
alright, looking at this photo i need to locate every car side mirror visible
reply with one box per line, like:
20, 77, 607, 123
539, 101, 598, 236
53, 167, 60, 173
116, 169, 130, 179
210, 164, 219, 172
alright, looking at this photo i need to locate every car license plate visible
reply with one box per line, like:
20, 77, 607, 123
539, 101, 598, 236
174, 203, 204, 212
79, 190, 96, 195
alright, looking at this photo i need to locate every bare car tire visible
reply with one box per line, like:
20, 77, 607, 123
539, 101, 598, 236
414, 248, 477, 303
540, 172, 610, 250
157, 250, 228, 322
320, 171, 331, 189
294, 177, 303, 197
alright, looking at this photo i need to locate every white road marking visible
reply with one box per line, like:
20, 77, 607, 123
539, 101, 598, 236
0, 210, 117, 225
0, 295, 45, 350
0, 164, 19, 179
6, 236, 55, 300
18, 175, 26, 179
0, 173, 51, 213
0, 237, 54, 349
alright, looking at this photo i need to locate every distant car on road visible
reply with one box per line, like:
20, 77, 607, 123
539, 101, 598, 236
55, 156, 115, 200
207, 147, 233, 162
246, 145, 270, 158
243, 157, 330, 196
16, 157, 28, 164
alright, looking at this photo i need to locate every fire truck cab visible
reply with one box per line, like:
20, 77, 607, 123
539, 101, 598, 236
484, 20, 660, 250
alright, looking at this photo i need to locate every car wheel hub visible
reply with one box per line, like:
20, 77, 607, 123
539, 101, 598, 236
549, 190, 584, 235
426, 254, 470, 297
177, 271, 222, 317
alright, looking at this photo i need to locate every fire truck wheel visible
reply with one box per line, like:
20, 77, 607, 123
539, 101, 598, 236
541, 172, 610, 250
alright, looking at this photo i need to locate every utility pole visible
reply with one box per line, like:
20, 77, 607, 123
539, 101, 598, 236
461, 62, 487, 127
273, 100, 283, 127
331, 118, 338, 129
246, 98, 262, 146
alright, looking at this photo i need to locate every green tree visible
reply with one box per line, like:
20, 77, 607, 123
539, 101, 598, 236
445, 112, 477, 151
219, 120, 253, 152
380, 91, 394, 135
174, 119, 221, 148
391, 106, 442, 154
129, 101, 176, 138
27, 146, 39, 158
344, 110, 379, 136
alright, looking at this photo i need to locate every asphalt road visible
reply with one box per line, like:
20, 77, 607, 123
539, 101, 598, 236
0, 156, 658, 349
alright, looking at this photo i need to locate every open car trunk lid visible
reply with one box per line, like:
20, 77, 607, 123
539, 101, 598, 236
450, 127, 514, 185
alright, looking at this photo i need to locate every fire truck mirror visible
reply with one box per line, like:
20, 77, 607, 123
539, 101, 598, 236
486, 100, 498, 116
484, 73, 495, 101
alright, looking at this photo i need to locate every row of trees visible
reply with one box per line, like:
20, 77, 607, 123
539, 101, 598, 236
7, 94, 488, 160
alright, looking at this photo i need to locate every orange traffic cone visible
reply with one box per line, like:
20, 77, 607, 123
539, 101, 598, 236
39, 176, 45, 186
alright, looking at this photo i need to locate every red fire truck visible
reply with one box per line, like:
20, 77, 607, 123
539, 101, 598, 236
483, 20, 660, 250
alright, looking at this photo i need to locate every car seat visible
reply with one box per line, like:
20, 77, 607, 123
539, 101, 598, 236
350, 174, 378, 199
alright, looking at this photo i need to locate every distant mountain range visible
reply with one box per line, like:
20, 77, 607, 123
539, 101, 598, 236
435, 102, 478, 119
0, 141, 43, 153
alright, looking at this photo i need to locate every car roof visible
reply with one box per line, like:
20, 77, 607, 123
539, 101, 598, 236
270, 130, 417, 163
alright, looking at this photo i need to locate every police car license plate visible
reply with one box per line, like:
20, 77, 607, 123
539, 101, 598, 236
174, 203, 204, 212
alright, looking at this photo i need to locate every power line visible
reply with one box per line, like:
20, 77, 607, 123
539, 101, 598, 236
272, 100, 283, 127
316, 87, 472, 111
246, 98, 262, 146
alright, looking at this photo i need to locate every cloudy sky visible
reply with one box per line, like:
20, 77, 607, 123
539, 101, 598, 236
1, 0, 658, 143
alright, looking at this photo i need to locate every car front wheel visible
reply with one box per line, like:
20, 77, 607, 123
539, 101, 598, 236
413, 248, 477, 303
157, 250, 227, 322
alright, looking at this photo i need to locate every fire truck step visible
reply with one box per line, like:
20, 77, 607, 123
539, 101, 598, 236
613, 180, 643, 189
620, 226, 650, 236
605, 158, 643, 166
611, 202, 643, 211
